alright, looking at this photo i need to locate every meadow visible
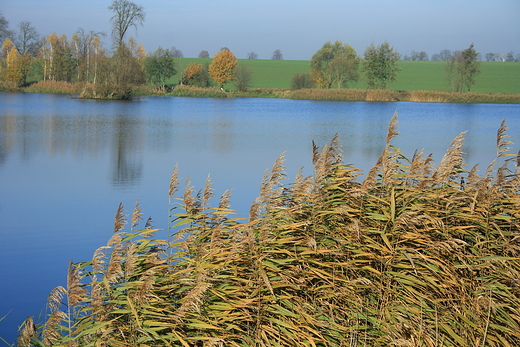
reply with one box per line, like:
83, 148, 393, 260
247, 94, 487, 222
170, 58, 520, 94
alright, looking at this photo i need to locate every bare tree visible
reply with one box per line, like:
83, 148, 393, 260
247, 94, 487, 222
272, 49, 283, 60
170, 46, 183, 58
108, 0, 145, 45
198, 50, 209, 58
14, 21, 39, 55
0, 11, 13, 43
247, 51, 258, 59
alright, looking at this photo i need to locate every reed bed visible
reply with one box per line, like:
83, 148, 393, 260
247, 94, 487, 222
0, 81, 23, 92
23, 81, 85, 94
290, 88, 520, 103
407, 90, 520, 104
169, 85, 228, 98
17, 114, 520, 346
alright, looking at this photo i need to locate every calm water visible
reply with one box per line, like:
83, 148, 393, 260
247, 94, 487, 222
1, 92, 519, 342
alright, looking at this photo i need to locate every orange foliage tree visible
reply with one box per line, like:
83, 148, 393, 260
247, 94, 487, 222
182, 62, 202, 85
209, 49, 237, 88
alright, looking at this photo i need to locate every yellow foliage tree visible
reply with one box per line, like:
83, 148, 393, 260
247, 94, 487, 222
209, 49, 237, 88
1, 39, 24, 85
182, 62, 202, 84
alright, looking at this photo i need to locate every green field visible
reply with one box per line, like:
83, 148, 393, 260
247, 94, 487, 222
170, 58, 520, 94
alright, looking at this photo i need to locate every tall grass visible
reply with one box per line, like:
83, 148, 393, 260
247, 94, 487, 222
168, 85, 228, 98
290, 88, 520, 103
23, 81, 85, 94
16, 114, 520, 346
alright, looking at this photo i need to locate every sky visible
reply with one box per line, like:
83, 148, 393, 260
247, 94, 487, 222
2, 0, 520, 60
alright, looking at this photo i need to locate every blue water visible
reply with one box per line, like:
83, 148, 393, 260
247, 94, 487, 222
1, 92, 519, 343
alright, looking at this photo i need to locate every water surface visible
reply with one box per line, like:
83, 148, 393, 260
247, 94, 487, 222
1, 92, 519, 342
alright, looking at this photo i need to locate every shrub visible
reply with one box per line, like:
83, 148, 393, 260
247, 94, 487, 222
290, 72, 313, 90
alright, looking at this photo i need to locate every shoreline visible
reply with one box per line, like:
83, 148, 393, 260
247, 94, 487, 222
2, 81, 520, 104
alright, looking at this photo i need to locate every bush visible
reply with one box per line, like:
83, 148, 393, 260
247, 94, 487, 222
290, 72, 313, 90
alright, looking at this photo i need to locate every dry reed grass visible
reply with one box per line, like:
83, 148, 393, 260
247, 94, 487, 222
23, 81, 84, 94
290, 88, 520, 103
17, 114, 520, 347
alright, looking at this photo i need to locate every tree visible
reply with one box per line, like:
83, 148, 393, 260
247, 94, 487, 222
485, 53, 496, 62
181, 61, 202, 85
409, 50, 428, 61
70, 28, 106, 82
38, 33, 75, 82
272, 49, 283, 60
505, 51, 515, 62
446, 43, 480, 93
310, 40, 360, 89
362, 41, 401, 89
198, 50, 209, 58
439, 49, 452, 61
0, 11, 13, 44
170, 46, 183, 58
247, 51, 258, 59
144, 46, 176, 91
13, 21, 39, 56
233, 64, 252, 92
108, 0, 145, 46
0, 38, 24, 85
209, 49, 237, 88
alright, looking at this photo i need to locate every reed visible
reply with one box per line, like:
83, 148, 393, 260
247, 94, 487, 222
23, 80, 85, 94
169, 85, 228, 98
16, 114, 520, 346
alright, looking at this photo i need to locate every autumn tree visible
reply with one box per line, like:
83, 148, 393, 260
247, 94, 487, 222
310, 40, 360, 89
362, 41, 401, 89
446, 43, 480, 93
209, 49, 237, 88
0, 38, 24, 85
181, 62, 203, 85
71, 28, 105, 82
144, 46, 176, 91
108, 0, 145, 46
38, 33, 75, 82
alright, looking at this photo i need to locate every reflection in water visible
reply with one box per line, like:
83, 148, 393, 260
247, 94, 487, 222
112, 115, 144, 188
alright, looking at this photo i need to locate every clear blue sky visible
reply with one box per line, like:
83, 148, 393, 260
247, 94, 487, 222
3, 0, 520, 59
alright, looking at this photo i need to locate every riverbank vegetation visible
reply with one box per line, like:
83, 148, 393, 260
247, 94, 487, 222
16, 115, 520, 346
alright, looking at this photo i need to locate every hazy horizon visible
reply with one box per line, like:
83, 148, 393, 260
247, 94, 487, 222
3, 0, 520, 60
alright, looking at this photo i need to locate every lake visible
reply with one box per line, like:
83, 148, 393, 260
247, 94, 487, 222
1, 92, 519, 343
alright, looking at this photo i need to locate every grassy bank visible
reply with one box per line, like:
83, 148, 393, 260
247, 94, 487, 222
16, 115, 520, 346
170, 58, 520, 94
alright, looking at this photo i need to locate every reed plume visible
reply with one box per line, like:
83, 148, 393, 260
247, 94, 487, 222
113, 202, 127, 233
131, 199, 143, 230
